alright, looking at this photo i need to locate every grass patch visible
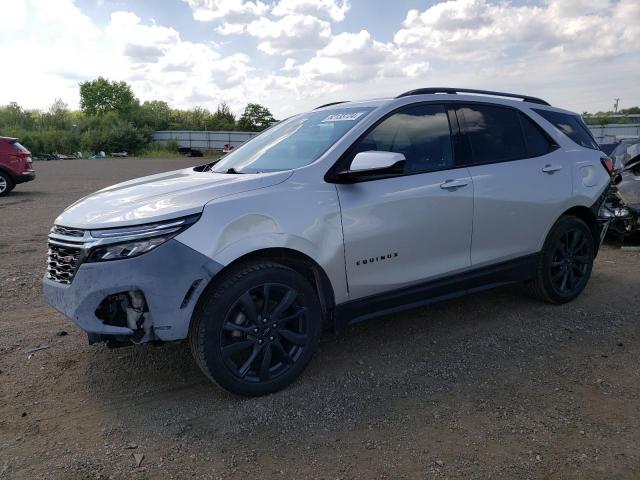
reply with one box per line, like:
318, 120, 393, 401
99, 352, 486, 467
138, 147, 184, 158
138, 147, 224, 160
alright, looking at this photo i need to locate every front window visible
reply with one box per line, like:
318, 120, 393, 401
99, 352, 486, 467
212, 107, 374, 173
344, 104, 453, 174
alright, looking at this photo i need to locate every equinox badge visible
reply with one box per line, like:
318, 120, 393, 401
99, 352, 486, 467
356, 252, 398, 266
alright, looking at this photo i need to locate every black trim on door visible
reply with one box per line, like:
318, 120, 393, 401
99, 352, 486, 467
334, 253, 539, 330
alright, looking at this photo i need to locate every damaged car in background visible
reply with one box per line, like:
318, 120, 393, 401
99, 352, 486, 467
599, 140, 640, 238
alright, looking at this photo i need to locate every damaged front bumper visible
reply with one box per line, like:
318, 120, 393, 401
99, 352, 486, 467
42, 239, 222, 345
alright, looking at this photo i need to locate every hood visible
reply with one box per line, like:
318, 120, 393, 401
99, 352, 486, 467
55, 167, 293, 229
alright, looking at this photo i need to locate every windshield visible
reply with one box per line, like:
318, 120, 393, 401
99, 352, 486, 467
212, 107, 374, 173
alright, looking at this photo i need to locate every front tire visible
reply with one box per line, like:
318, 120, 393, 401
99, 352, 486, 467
529, 216, 595, 304
0, 171, 13, 197
189, 261, 322, 396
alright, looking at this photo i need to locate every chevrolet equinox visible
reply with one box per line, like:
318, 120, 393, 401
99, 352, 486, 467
43, 88, 612, 396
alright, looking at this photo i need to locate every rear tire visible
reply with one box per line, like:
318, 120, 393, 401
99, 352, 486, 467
529, 216, 595, 304
189, 261, 322, 396
0, 171, 13, 197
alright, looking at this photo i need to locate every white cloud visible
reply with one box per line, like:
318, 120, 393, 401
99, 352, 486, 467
246, 14, 332, 54
216, 22, 246, 34
288, 29, 432, 90
123, 44, 166, 63
107, 11, 180, 46
271, 0, 350, 22
1, 0, 639, 119
182, 0, 268, 23
394, 0, 639, 62
0, 1, 262, 115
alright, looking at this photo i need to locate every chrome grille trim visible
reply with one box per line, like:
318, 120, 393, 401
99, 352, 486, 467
47, 243, 83, 284
51, 225, 85, 237
47, 227, 90, 284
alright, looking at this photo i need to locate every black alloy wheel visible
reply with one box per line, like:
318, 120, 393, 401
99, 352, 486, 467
220, 283, 309, 383
549, 228, 591, 296
190, 261, 322, 396
529, 216, 595, 304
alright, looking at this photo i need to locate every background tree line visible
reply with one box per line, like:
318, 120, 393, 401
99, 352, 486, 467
0, 77, 276, 155
582, 106, 640, 126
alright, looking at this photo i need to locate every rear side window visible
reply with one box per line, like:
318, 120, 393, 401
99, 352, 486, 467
458, 105, 527, 163
519, 113, 553, 157
350, 104, 453, 174
11, 141, 29, 153
532, 109, 599, 150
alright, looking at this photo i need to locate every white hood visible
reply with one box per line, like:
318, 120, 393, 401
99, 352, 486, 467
55, 167, 293, 229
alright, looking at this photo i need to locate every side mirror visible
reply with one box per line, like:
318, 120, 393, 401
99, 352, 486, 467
335, 151, 405, 183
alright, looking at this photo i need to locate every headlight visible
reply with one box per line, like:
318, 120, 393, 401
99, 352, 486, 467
88, 235, 175, 261
86, 214, 200, 262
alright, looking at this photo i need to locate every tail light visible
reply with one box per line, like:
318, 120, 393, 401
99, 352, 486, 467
600, 156, 614, 176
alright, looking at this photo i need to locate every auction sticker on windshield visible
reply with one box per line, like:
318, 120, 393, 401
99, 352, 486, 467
322, 112, 366, 122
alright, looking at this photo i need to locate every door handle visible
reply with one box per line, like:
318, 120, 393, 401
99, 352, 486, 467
440, 179, 469, 190
542, 164, 563, 174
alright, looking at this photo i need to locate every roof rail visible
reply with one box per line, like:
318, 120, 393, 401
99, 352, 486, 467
395, 87, 550, 106
314, 101, 348, 110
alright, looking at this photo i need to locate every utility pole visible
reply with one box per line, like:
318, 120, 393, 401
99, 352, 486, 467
613, 98, 620, 113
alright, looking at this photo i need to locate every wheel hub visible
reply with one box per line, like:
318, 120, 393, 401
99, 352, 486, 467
550, 227, 591, 295
220, 283, 309, 382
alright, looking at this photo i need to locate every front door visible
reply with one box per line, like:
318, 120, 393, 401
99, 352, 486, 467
334, 104, 474, 300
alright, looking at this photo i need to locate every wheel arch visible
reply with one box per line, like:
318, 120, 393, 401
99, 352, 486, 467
193, 247, 336, 331
557, 205, 600, 254
0, 165, 16, 184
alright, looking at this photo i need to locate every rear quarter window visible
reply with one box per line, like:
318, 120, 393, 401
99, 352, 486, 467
11, 141, 29, 153
518, 113, 554, 157
533, 109, 599, 150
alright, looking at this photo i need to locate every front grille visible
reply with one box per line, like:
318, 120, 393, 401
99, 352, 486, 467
47, 243, 83, 284
52, 225, 85, 237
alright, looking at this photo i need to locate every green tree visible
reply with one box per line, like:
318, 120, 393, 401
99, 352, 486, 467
79, 77, 138, 116
213, 102, 235, 123
238, 103, 276, 131
137, 100, 171, 130
45, 98, 71, 130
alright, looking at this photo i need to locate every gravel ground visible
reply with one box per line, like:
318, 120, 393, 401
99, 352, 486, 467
1, 158, 639, 479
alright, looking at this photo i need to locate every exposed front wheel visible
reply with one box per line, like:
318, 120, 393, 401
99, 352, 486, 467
189, 261, 322, 396
529, 216, 595, 304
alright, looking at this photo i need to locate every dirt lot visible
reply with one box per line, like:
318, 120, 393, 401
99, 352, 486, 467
1, 158, 639, 479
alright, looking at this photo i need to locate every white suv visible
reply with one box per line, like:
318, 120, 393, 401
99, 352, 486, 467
44, 88, 612, 396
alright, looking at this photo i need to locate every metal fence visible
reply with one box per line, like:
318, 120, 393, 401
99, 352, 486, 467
587, 124, 640, 144
153, 125, 640, 151
152, 130, 259, 151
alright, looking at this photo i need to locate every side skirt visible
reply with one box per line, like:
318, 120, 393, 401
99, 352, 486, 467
334, 253, 539, 331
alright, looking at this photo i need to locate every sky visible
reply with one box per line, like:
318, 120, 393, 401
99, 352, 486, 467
0, 0, 638, 118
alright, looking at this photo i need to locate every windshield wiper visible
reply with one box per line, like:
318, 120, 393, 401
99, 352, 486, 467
225, 168, 245, 174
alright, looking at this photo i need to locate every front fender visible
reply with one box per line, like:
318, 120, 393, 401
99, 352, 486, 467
212, 232, 326, 269
175, 177, 349, 304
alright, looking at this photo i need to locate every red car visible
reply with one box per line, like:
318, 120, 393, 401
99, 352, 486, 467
0, 137, 35, 196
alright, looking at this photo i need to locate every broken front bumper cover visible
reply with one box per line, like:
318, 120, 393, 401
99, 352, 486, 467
42, 239, 222, 343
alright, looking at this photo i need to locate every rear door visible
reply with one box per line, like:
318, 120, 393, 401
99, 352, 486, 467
454, 103, 572, 267
334, 103, 474, 300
